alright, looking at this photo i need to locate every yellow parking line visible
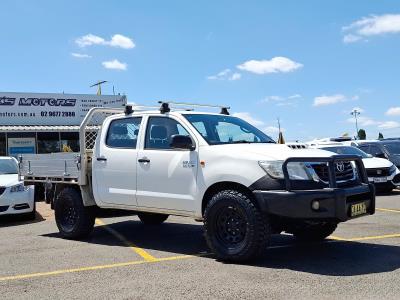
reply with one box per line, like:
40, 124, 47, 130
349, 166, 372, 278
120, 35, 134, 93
329, 233, 400, 242
0, 255, 195, 282
95, 219, 157, 262
346, 233, 400, 242
376, 207, 400, 213
328, 235, 347, 241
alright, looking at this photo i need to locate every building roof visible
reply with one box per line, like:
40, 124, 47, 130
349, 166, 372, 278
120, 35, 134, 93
0, 125, 81, 132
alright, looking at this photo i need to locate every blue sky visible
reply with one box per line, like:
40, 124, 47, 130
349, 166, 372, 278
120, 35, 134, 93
1, 0, 400, 141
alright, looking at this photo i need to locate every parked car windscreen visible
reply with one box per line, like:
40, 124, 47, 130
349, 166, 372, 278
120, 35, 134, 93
321, 146, 369, 158
0, 159, 18, 174
383, 142, 400, 155
183, 114, 275, 145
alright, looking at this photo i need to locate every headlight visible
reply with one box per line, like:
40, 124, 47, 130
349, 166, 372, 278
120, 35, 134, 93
259, 161, 317, 181
10, 183, 25, 193
389, 164, 397, 174
259, 161, 285, 179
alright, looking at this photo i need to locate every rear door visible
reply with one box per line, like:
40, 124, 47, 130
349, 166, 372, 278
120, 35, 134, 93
136, 116, 198, 212
92, 116, 142, 206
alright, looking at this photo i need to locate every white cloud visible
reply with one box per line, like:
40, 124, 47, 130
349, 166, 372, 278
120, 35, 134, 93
232, 112, 264, 127
346, 116, 378, 127
230, 72, 241, 81
207, 69, 241, 81
260, 94, 302, 107
386, 107, 400, 116
108, 34, 135, 49
378, 121, 400, 129
102, 59, 127, 70
342, 14, 400, 43
71, 52, 92, 58
343, 34, 363, 43
237, 57, 303, 74
76, 33, 135, 49
313, 94, 346, 107
76, 34, 105, 47
263, 126, 282, 135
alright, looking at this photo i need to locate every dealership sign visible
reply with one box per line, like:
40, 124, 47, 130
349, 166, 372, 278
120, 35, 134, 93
8, 137, 36, 156
0, 92, 127, 126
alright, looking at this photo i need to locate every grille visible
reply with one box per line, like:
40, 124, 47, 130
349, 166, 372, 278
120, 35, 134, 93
0, 187, 5, 196
312, 161, 354, 182
366, 168, 391, 177
0, 205, 8, 212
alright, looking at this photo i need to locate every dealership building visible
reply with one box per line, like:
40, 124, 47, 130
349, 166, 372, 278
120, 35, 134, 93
0, 92, 127, 156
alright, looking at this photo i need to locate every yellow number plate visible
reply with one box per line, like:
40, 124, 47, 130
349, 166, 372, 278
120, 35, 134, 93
351, 202, 367, 217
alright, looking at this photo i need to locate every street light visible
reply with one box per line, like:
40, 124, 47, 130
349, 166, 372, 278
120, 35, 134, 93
350, 109, 361, 139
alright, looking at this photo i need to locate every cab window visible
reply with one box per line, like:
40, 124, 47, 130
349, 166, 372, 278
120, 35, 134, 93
106, 117, 142, 148
145, 117, 191, 150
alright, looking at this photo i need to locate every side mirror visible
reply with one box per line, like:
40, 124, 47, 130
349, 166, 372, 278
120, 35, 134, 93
367, 154, 373, 158
375, 152, 386, 158
170, 135, 195, 150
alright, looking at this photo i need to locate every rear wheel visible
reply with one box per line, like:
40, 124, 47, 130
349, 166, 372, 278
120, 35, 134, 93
54, 187, 95, 239
291, 222, 337, 242
138, 212, 169, 225
204, 190, 270, 262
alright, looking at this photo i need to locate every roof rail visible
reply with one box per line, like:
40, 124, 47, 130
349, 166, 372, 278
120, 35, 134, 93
157, 101, 230, 115
123, 104, 162, 115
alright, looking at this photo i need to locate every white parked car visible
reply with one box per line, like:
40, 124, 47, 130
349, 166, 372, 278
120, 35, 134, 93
0, 157, 35, 219
18, 103, 376, 262
311, 144, 400, 192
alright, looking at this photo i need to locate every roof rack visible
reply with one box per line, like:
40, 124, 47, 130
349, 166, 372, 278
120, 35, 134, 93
157, 101, 230, 115
123, 102, 231, 115
123, 104, 161, 115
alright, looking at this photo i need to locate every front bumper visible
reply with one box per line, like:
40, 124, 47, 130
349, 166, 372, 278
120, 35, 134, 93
368, 172, 400, 188
0, 186, 35, 216
253, 183, 375, 222
253, 155, 376, 222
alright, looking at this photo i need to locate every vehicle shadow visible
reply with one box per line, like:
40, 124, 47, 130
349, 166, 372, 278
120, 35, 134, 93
376, 189, 400, 197
0, 211, 45, 228
42, 219, 400, 276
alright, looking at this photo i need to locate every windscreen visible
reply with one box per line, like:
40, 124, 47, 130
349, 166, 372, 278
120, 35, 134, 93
183, 114, 275, 145
383, 142, 400, 154
321, 146, 369, 158
0, 159, 18, 174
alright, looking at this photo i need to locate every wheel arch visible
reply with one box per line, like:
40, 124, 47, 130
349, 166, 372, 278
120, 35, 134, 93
201, 181, 255, 215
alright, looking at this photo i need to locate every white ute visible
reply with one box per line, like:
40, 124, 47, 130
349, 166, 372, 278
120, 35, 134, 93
19, 102, 376, 261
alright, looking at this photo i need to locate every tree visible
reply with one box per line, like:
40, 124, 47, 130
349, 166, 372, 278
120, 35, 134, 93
378, 132, 384, 140
358, 129, 366, 140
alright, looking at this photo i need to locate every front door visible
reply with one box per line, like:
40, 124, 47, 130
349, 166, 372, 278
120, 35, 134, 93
136, 116, 198, 212
92, 117, 142, 206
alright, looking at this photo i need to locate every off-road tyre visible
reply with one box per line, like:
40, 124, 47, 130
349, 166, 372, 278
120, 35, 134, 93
204, 190, 270, 262
54, 187, 95, 239
291, 222, 338, 242
137, 212, 169, 225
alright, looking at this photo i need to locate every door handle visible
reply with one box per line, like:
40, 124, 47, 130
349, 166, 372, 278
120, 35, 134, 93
97, 156, 107, 161
138, 158, 150, 163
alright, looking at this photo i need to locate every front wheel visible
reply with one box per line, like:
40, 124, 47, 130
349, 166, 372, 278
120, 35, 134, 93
291, 222, 337, 242
204, 190, 270, 262
54, 187, 95, 239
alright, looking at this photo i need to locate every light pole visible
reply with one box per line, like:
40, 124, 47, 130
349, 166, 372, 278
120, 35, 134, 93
350, 109, 361, 139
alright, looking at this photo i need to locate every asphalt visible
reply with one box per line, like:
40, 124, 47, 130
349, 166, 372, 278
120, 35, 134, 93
0, 192, 400, 300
